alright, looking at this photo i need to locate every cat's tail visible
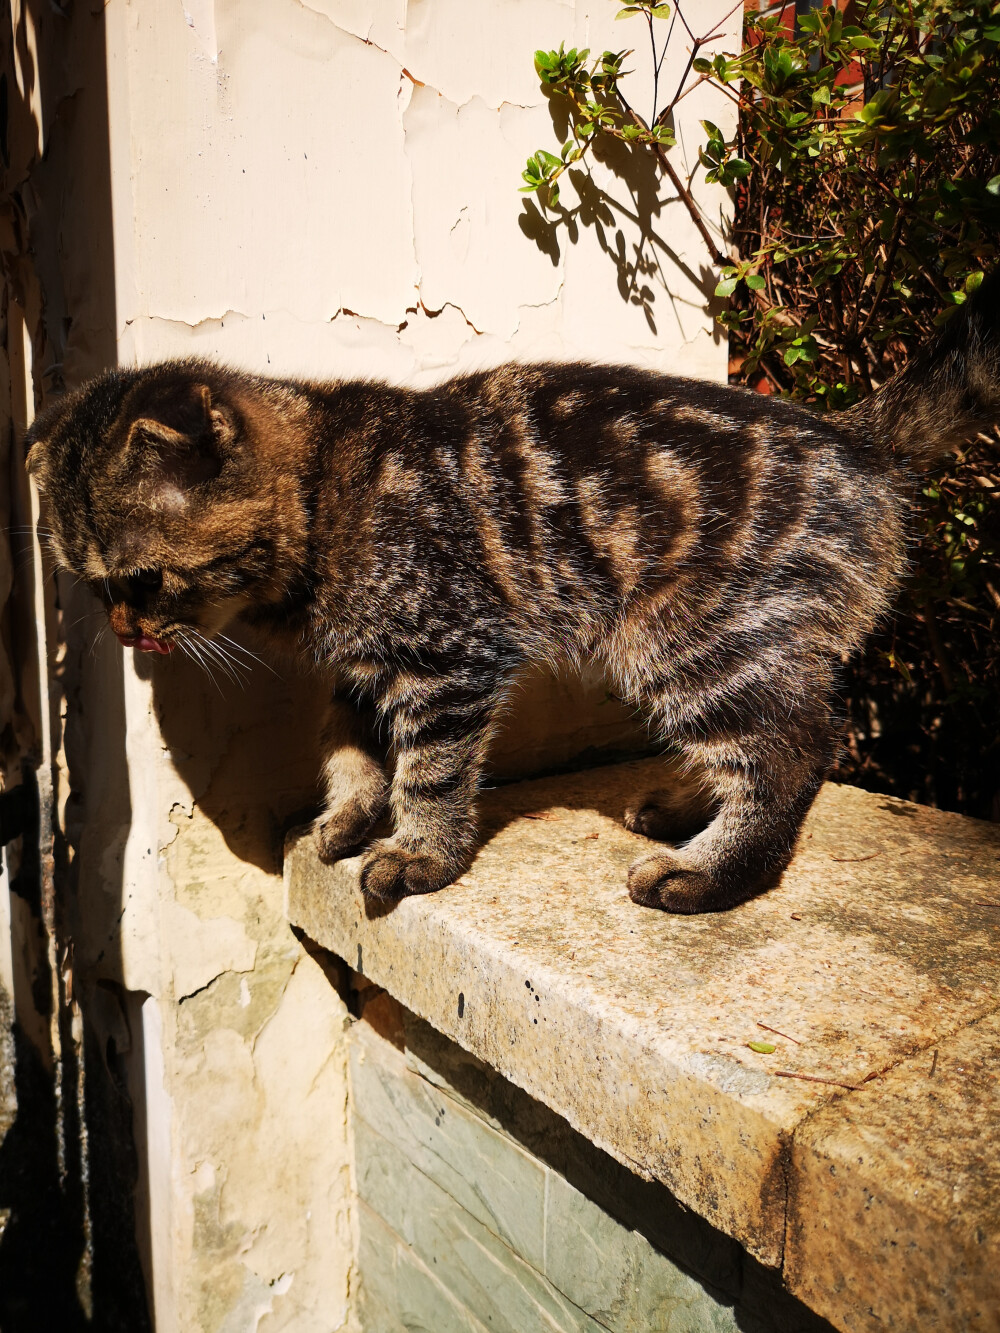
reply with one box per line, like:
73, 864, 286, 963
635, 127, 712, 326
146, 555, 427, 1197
841, 269, 1000, 467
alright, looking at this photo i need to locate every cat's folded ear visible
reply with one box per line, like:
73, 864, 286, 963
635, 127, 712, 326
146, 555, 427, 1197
24, 395, 74, 490
127, 382, 237, 504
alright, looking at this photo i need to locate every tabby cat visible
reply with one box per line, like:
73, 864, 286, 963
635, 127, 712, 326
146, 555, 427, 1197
25, 276, 999, 913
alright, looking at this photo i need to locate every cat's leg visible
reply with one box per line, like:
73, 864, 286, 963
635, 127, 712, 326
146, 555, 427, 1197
359, 663, 509, 901
316, 696, 389, 864
627, 703, 833, 914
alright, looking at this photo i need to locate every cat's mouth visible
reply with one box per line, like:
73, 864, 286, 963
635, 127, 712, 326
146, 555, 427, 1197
116, 633, 175, 655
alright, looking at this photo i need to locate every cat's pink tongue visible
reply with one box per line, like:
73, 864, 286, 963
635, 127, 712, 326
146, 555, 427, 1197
117, 633, 174, 655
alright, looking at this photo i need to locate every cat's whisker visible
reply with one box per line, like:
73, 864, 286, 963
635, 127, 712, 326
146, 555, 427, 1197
190, 630, 249, 687
196, 633, 251, 684
215, 632, 280, 678
66, 608, 105, 633
188, 629, 248, 689
89, 623, 109, 662
176, 633, 226, 696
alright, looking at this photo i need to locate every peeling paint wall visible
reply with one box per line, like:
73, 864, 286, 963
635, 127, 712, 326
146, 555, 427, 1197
19, 1, 739, 1329
114, 0, 736, 384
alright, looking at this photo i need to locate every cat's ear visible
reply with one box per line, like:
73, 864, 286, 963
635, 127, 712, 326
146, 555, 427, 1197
25, 436, 50, 489
24, 395, 73, 490
127, 383, 236, 502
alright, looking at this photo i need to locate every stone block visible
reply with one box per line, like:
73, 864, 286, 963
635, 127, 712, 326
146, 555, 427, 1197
402, 1013, 744, 1299
354, 1115, 605, 1333
356, 1200, 491, 1333
351, 1025, 548, 1270
787, 1011, 1000, 1332
288, 755, 1000, 1333
543, 1170, 739, 1333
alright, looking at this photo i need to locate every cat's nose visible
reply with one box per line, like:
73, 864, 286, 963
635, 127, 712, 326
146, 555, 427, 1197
108, 604, 136, 638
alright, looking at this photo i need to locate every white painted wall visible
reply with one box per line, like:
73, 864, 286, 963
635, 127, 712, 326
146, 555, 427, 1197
111, 0, 735, 382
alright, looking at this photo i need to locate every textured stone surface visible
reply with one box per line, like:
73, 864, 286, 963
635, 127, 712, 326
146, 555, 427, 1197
351, 1023, 548, 1271
286, 757, 1000, 1328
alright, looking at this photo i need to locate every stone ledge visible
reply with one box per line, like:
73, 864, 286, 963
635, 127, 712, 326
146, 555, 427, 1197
284, 757, 1000, 1332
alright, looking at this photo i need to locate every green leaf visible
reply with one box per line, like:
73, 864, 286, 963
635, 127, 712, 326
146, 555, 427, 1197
884, 651, 913, 684
715, 277, 739, 297
615, 6, 641, 18
650, 3, 672, 19
745, 273, 766, 290
748, 1041, 776, 1054
986, 175, 1000, 197
692, 56, 712, 74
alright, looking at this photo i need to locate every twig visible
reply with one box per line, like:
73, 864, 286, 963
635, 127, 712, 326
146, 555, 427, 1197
853, 205, 908, 342
645, 130, 729, 268
757, 1021, 801, 1045
829, 851, 881, 863
920, 604, 956, 694
775, 1070, 860, 1091
861, 1061, 896, 1084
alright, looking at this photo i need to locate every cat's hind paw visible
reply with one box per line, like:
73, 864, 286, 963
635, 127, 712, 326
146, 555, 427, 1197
623, 787, 712, 843
359, 842, 457, 901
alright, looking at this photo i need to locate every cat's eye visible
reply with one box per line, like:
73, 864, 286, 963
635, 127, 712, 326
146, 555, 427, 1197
130, 568, 163, 592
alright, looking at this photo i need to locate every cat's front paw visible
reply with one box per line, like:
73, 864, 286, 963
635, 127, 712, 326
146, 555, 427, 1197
627, 852, 731, 914
359, 841, 458, 901
317, 801, 381, 864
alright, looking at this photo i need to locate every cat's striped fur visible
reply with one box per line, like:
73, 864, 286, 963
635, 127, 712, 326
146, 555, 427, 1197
26, 276, 1000, 912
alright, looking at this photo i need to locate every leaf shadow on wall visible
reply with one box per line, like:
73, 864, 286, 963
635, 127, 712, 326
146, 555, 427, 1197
518, 96, 723, 341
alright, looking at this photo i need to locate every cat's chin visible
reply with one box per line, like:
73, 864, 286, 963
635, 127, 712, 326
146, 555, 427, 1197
116, 633, 175, 655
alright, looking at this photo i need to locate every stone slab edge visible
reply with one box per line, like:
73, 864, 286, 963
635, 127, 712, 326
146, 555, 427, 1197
288, 832, 802, 1267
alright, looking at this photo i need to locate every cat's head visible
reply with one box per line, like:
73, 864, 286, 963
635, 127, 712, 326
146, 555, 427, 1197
25, 361, 304, 654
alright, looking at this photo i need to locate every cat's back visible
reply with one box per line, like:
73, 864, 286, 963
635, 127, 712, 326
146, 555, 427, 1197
434, 360, 874, 484
426, 361, 897, 560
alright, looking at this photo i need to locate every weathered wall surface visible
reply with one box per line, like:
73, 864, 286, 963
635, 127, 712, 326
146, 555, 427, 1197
14, 1, 739, 1328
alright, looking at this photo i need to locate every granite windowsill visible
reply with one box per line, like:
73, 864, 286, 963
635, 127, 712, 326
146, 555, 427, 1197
284, 756, 1000, 1332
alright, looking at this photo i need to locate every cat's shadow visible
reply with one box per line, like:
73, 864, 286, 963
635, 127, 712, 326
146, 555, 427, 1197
141, 641, 677, 905
140, 644, 329, 877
